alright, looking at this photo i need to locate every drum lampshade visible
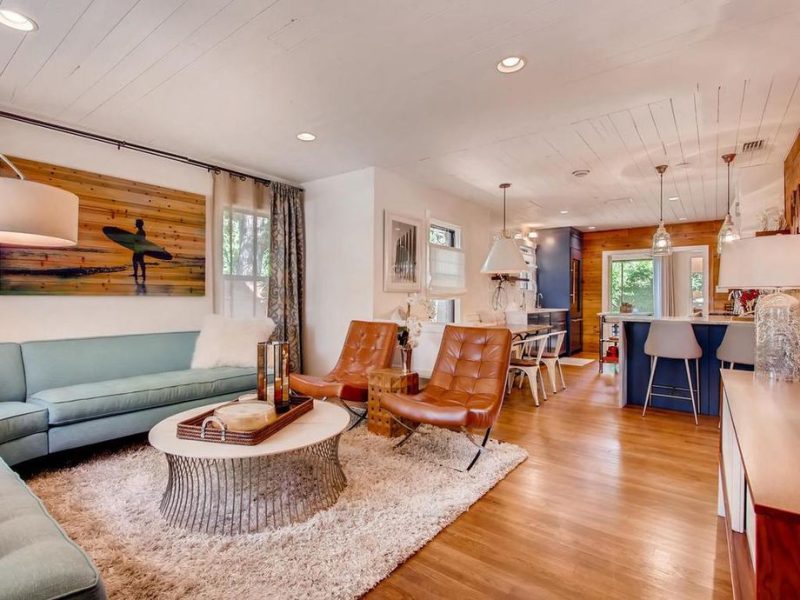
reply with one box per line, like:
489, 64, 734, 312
0, 177, 79, 246
718, 235, 800, 289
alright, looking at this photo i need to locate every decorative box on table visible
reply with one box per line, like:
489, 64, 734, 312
367, 368, 419, 437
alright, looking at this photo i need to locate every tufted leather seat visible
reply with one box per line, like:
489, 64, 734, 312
381, 326, 512, 430
289, 320, 397, 403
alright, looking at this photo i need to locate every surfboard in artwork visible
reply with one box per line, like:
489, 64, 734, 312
102, 226, 173, 260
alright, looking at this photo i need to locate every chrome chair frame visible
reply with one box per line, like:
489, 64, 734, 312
390, 413, 492, 472
320, 396, 366, 431
642, 356, 700, 425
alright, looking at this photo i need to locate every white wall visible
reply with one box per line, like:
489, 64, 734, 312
372, 167, 494, 320
373, 168, 495, 375
303, 168, 375, 375
302, 166, 497, 377
737, 162, 785, 236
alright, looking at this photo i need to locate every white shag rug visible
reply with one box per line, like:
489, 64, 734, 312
26, 426, 527, 600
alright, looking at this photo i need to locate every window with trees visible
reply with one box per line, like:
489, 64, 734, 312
609, 257, 654, 314
222, 208, 270, 317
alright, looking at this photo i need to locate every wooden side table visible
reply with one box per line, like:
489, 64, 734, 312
367, 368, 419, 437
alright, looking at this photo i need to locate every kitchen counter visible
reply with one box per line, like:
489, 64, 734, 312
600, 312, 749, 324
600, 313, 753, 416
719, 370, 800, 596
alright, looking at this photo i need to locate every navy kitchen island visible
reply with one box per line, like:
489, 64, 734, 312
607, 315, 753, 417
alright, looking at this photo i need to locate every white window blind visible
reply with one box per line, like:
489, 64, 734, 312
429, 244, 466, 296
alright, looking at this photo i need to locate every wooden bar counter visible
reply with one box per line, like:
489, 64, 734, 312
719, 370, 800, 599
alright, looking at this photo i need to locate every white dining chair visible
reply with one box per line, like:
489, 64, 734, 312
506, 335, 549, 406
540, 330, 567, 393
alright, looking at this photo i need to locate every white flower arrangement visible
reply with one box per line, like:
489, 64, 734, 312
395, 293, 435, 349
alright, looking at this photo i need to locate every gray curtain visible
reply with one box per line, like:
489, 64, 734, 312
268, 181, 305, 372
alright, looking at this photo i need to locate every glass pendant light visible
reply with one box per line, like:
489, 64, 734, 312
717, 153, 739, 254
651, 164, 672, 256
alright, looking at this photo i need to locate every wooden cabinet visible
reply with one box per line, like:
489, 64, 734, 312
719, 371, 800, 598
536, 227, 583, 354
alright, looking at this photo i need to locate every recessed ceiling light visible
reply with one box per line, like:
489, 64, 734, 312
588, 226, 597, 230
0, 9, 37, 31
560, 210, 569, 214
679, 217, 687, 221
497, 56, 526, 74
296, 132, 316, 142
669, 196, 679, 201
572, 169, 590, 177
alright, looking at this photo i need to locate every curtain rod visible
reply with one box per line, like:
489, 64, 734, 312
0, 110, 282, 187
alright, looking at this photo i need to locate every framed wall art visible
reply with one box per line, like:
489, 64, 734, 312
0, 157, 205, 296
383, 211, 422, 292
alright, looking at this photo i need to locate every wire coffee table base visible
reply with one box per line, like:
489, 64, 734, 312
159, 435, 347, 535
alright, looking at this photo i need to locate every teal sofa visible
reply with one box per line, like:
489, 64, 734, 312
0, 331, 257, 600
0, 331, 257, 465
0, 460, 105, 599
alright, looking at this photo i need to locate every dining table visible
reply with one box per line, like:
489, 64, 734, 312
472, 322, 553, 341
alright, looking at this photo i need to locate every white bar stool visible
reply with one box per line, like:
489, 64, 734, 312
540, 330, 567, 393
716, 322, 755, 369
506, 335, 548, 406
642, 321, 702, 425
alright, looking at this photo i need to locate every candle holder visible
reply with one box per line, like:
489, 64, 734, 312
271, 341, 291, 414
257, 342, 269, 401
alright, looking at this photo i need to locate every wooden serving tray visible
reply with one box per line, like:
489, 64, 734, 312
176, 397, 313, 446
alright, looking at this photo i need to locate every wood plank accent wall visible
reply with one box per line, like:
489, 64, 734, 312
784, 130, 800, 231
0, 156, 205, 296
582, 220, 725, 353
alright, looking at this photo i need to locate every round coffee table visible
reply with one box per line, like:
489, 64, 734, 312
148, 400, 349, 535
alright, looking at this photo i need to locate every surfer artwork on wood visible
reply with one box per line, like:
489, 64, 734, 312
0, 157, 205, 296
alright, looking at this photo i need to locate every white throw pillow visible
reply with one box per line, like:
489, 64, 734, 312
191, 314, 276, 369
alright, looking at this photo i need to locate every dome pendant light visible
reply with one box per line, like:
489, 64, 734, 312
717, 153, 739, 255
651, 164, 672, 256
481, 183, 527, 310
0, 154, 79, 246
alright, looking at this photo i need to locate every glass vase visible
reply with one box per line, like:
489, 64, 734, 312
755, 291, 800, 382
399, 346, 412, 373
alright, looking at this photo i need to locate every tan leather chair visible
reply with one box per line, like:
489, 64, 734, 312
380, 325, 512, 470
290, 320, 397, 428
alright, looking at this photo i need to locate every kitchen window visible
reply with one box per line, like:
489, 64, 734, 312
603, 246, 710, 317
608, 255, 654, 314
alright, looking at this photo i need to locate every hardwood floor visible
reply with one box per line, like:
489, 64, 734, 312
368, 361, 732, 599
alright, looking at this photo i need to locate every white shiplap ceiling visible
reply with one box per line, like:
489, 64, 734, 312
1, 0, 799, 229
